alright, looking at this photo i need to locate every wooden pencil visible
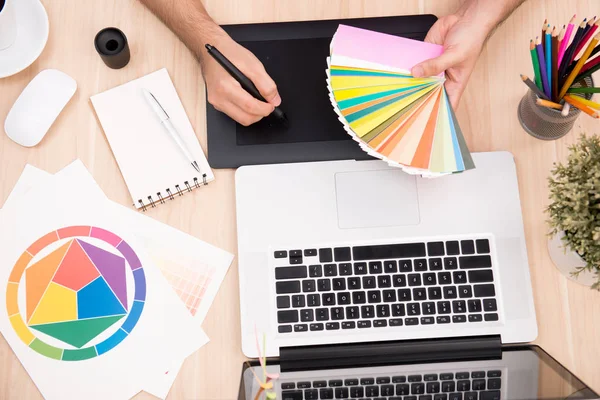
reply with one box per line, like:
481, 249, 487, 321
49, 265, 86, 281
567, 95, 600, 109
530, 39, 543, 89
551, 28, 559, 101
558, 15, 576, 66
576, 61, 600, 82
536, 37, 551, 98
564, 18, 589, 70
579, 54, 600, 74
545, 25, 552, 89
564, 95, 600, 118
542, 18, 548, 49
567, 87, 600, 94
558, 19, 587, 87
521, 74, 550, 100
536, 98, 563, 110
573, 19, 599, 61
559, 32, 600, 99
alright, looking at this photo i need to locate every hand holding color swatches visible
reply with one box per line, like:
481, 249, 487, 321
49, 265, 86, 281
326, 25, 475, 177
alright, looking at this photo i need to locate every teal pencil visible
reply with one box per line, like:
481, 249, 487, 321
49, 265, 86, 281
545, 25, 552, 94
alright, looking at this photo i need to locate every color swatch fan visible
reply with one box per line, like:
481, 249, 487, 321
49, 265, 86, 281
326, 25, 475, 177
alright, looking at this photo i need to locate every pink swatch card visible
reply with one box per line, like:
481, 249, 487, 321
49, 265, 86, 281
332, 25, 444, 71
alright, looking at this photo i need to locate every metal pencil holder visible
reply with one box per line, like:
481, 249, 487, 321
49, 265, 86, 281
518, 76, 594, 140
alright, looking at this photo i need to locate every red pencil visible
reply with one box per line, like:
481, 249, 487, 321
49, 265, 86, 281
579, 54, 600, 74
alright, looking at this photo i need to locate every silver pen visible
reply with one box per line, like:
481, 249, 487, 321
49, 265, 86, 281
142, 88, 201, 173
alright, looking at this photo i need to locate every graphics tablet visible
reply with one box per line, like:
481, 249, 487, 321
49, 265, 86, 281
206, 15, 437, 168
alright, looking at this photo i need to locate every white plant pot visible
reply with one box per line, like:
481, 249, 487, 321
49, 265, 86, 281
547, 232, 598, 287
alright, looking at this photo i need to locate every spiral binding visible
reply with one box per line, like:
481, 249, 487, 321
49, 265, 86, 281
135, 173, 208, 211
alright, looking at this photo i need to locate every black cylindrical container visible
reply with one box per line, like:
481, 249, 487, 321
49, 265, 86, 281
94, 27, 130, 69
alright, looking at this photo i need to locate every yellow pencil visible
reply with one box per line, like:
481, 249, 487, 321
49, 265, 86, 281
536, 98, 563, 110
558, 32, 600, 100
565, 94, 600, 109
564, 95, 600, 118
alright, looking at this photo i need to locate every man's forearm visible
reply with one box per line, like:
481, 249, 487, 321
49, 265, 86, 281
138, 0, 225, 58
457, 0, 526, 35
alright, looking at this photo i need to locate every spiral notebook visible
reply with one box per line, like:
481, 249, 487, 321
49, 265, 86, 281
91, 68, 214, 210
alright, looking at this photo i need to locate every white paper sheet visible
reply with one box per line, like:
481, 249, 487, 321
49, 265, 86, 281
1, 162, 233, 399
0, 170, 207, 400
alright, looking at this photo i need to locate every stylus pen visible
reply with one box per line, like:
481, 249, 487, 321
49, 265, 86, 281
205, 44, 287, 122
142, 89, 201, 173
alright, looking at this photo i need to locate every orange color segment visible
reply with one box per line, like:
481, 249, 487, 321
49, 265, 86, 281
6, 283, 19, 316
27, 231, 59, 256
57, 226, 91, 239
8, 252, 33, 283
52, 240, 100, 291
411, 90, 443, 168
25, 241, 71, 321
378, 91, 437, 156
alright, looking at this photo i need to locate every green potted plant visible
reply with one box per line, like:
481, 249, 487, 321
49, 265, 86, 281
546, 134, 600, 289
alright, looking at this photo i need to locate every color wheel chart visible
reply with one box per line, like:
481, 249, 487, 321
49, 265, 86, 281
326, 25, 475, 177
6, 226, 146, 361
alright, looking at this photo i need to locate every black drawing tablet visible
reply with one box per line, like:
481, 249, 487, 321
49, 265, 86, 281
206, 15, 437, 168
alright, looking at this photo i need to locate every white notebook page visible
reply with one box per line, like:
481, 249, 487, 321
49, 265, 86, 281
91, 68, 214, 209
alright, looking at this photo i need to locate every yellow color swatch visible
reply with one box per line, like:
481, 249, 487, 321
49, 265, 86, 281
10, 314, 35, 345
28, 282, 77, 325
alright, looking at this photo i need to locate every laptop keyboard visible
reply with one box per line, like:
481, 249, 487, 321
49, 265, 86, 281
280, 370, 502, 400
273, 238, 500, 333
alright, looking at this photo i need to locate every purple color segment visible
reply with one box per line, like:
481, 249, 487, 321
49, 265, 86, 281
536, 43, 551, 98
117, 240, 142, 270
133, 268, 146, 301
78, 240, 128, 311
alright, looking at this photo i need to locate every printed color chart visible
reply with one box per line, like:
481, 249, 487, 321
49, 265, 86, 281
6, 226, 146, 361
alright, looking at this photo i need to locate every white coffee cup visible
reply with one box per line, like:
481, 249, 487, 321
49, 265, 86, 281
0, 0, 17, 51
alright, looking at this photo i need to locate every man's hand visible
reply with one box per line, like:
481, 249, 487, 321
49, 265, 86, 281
411, 0, 525, 109
199, 34, 281, 126
411, 14, 487, 109
137, 0, 281, 126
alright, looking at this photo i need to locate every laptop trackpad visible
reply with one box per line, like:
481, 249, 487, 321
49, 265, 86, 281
335, 169, 420, 229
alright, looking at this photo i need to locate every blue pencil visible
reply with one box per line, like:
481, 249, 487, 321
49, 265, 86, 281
545, 25, 552, 95
536, 37, 551, 98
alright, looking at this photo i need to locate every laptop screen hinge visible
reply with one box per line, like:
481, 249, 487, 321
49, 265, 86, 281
279, 335, 501, 372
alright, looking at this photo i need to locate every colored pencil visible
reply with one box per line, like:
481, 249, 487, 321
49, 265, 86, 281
542, 19, 548, 49
521, 74, 550, 100
567, 87, 600, 94
551, 28, 559, 100
536, 98, 563, 110
561, 103, 571, 116
558, 15, 576, 66
564, 18, 588, 71
564, 95, 600, 118
559, 32, 600, 99
545, 25, 552, 93
576, 61, 600, 82
573, 19, 599, 61
567, 95, 600, 109
580, 54, 600, 74
530, 39, 542, 89
536, 37, 551, 98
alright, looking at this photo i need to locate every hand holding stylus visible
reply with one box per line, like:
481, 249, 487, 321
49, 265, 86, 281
199, 36, 282, 126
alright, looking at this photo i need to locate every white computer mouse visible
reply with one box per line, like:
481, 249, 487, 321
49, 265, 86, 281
4, 69, 77, 147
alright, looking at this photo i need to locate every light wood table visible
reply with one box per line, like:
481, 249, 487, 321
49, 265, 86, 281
1, 0, 600, 398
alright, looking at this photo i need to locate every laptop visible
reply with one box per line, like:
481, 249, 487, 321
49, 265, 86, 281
238, 344, 599, 399
235, 152, 537, 359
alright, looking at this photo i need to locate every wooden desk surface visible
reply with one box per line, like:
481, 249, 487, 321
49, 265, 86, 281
1, 0, 599, 398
